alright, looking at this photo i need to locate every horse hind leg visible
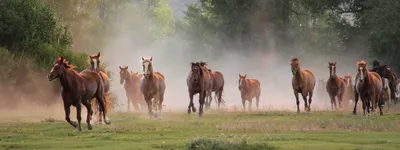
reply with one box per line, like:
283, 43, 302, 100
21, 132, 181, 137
199, 91, 206, 117
95, 94, 111, 125
75, 101, 83, 132
308, 91, 313, 111
158, 93, 164, 119
256, 94, 260, 110
353, 91, 359, 115
81, 99, 93, 130
188, 93, 194, 114
302, 93, 309, 112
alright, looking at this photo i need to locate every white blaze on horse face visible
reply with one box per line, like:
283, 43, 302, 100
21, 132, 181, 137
92, 59, 98, 70
359, 67, 364, 80
331, 66, 335, 76
143, 61, 150, 75
50, 64, 58, 73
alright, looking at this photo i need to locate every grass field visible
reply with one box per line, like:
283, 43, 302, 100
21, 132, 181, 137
0, 110, 400, 150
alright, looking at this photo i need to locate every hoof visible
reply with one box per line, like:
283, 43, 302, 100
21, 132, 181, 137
192, 107, 197, 113
75, 128, 82, 132
71, 121, 78, 127
88, 124, 93, 130
104, 119, 111, 125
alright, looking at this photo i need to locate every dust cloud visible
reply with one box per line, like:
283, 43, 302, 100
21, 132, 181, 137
100, 3, 367, 113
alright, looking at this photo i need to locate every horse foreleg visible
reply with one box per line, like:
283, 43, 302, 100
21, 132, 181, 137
145, 96, 154, 118
248, 99, 253, 112
95, 94, 111, 125
81, 99, 93, 130
294, 91, 300, 113
308, 91, 313, 111
75, 102, 82, 132
329, 94, 335, 110
127, 95, 131, 112
256, 94, 260, 110
188, 92, 195, 114
361, 98, 367, 117
158, 93, 164, 118
301, 91, 309, 112
199, 91, 206, 117
353, 91, 359, 115
64, 103, 78, 128
242, 99, 246, 112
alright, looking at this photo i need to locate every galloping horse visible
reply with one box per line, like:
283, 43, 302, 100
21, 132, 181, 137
119, 66, 146, 112
187, 62, 212, 117
291, 58, 316, 113
199, 61, 225, 109
371, 60, 397, 104
353, 60, 383, 116
140, 57, 166, 118
47, 57, 111, 131
343, 75, 355, 105
325, 62, 346, 109
238, 74, 261, 111
88, 52, 111, 124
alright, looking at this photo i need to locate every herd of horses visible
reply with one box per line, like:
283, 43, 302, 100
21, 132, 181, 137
292, 58, 400, 117
46, 52, 399, 131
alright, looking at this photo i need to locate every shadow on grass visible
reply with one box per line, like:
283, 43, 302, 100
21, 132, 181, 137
185, 137, 276, 150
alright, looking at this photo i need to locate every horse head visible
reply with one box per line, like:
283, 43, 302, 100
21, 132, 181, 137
357, 60, 368, 83
190, 62, 202, 84
119, 66, 129, 84
89, 52, 101, 71
291, 58, 300, 75
141, 56, 153, 78
328, 62, 337, 78
47, 57, 75, 82
238, 74, 247, 91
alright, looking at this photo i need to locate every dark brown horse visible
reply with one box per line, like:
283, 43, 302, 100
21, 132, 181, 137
353, 60, 383, 116
325, 62, 346, 110
47, 57, 110, 131
187, 62, 212, 117
370, 60, 397, 104
88, 52, 111, 124
343, 75, 355, 105
291, 58, 316, 113
140, 57, 166, 119
198, 62, 225, 109
119, 66, 146, 111
238, 74, 261, 111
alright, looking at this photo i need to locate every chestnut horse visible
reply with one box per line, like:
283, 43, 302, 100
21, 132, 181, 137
353, 60, 383, 116
140, 57, 166, 118
238, 74, 261, 111
199, 62, 225, 109
343, 75, 355, 105
88, 52, 111, 124
291, 58, 316, 113
187, 62, 212, 117
325, 62, 346, 110
119, 66, 146, 111
47, 57, 110, 131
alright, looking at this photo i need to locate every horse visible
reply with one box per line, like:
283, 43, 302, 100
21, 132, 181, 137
370, 60, 397, 104
343, 75, 355, 106
198, 61, 225, 109
140, 57, 166, 119
353, 60, 383, 116
119, 66, 146, 112
325, 62, 346, 110
238, 74, 261, 111
187, 62, 212, 117
47, 57, 111, 131
382, 78, 391, 109
291, 58, 316, 113
88, 52, 111, 124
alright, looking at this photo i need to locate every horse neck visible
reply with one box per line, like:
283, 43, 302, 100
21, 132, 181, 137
294, 69, 304, 80
59, 69, 78, 90
241, 79, 250, 92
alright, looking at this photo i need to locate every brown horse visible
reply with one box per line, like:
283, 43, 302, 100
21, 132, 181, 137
291, 58, 316, 113
353, 60, 383, 116
88, 52, 111, 124
140, 57, 166, 119
199, 62, 225, 109
187, 62, 212, 117
325, 62, 346, 110
119, 66, 146, 112
238, 74, 261, 111
47, 57, 110, 131
343, 75, 355, 106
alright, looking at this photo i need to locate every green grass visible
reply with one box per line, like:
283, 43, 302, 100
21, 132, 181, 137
0, 111, 400, 150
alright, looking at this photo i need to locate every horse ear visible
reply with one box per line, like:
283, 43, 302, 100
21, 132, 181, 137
97, 52, 101, 57
125, 66, 129, 70
334, 62, 337, 65
141, 56, 144, 61
239, 74, 241, 77
59, 56, 64, 62
119, 66, 122, 69
244, 74, 247, 78
149, 57, 152, 61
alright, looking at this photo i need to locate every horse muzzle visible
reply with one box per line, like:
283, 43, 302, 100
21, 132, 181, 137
291, 70, 297, 75
47, 73, 55, 82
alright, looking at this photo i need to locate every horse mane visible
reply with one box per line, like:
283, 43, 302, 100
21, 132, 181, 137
291, 57, 299, 63
191, 62, 203, 76
55, 57, 76, 70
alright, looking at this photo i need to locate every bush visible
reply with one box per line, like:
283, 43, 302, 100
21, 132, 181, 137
186, 137, 276, 150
